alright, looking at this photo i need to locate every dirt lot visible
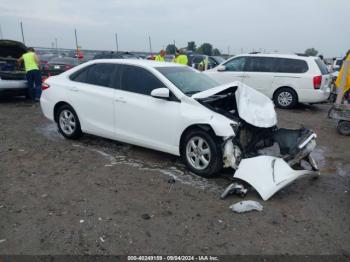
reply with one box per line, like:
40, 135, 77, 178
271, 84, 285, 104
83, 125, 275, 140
0, 98, 349, 255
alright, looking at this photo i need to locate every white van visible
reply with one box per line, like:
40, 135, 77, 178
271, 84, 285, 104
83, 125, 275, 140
204, 54, 331, 108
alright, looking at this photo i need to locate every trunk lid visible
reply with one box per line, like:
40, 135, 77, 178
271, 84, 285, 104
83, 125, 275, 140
0, 40, 27, 59
0, 40, 27, 80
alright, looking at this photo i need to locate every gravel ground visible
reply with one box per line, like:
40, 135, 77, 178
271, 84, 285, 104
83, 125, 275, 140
0, 98, 349, 255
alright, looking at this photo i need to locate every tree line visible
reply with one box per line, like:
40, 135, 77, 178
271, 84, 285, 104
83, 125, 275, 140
165, 41, 221, 56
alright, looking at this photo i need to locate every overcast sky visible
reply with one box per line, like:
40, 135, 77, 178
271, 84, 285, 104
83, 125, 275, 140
0, 0, 348, 57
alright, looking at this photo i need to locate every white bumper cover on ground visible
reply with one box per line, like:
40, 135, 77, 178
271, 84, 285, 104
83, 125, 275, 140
233, 155, 319, 201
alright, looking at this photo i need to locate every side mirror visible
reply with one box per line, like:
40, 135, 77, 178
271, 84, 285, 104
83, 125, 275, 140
151, 88, 170, 99
217, 65, 226, 72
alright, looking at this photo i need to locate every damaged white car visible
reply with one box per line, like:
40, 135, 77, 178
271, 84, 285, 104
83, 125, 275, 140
40, 60, 319, 200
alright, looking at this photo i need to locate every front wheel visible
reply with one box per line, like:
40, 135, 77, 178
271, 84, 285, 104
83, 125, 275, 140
181, 129, 222, 178
57, 105, 82, 139
274, 87, 298, 109
337, 120, 350, 136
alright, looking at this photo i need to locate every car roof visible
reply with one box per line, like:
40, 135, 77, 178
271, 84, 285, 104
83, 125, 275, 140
234, 53, 318, 60
90, 59, 184, 68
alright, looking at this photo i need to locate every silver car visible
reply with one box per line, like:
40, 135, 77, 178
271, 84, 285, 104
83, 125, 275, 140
0, 40, 28, 97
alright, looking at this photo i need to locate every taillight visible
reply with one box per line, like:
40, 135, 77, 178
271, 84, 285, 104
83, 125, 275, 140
313, 75, 322, 89
42, 82, 50, 91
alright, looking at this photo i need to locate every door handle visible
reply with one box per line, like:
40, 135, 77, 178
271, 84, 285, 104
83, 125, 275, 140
69, 86, 79, 92
115, 97, 126, 103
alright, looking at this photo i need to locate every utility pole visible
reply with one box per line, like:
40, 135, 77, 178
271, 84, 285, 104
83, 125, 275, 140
241, 48, 243, 54
55, 38, 60, 56
173, 40, 176, 54
148, 36, 153, 56
74, 29, 78, 49
0, 24, 3, 39
115, 33, 119, 52
227, 46, 230, 56
20, 21, 25, 44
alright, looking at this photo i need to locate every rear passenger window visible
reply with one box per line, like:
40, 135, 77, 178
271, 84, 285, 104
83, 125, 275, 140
121, 65, 163, 95
70, 66, 91, 82
315, 59, 329, 75
245, 57, 275, 72
70, 63, 117, 88
224, 57, 247, 72
86, 64, 117, 87
275, 58, 308, 73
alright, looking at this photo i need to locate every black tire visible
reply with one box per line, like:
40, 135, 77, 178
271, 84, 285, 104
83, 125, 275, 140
273, 87, 298, 109
181, 129, 222, 178
56, 104, 82, 139
337, 120, 350, 136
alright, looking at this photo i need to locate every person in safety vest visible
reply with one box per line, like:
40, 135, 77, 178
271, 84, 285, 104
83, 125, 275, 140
155, 50, 166, 62
198, 56, 209, 71
17, 47, 42, 102
173, 49, 188, 65
335, 51, 350, 103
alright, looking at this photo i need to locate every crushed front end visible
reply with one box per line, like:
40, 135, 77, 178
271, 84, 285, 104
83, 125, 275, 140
221, 125, 319, 200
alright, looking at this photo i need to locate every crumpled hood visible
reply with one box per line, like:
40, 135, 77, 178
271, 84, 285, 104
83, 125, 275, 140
0, 40, 27, 59
192, 81, 277, 128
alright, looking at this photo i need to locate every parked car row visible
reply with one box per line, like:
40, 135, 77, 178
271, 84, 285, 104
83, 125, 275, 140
1, 39, 332, 109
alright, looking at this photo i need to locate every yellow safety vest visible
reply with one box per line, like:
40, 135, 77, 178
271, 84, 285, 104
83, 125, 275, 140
22, 52, 39, 72
335, 54, 350, 93
175, 55, 188, 65
155, 55, 165, 62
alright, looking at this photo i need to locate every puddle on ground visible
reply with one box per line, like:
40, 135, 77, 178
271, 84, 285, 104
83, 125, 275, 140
38, 123, 226, 193
311, 146, 350, 178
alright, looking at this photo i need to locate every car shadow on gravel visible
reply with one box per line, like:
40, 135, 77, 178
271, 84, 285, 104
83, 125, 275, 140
38, 121, 232, 193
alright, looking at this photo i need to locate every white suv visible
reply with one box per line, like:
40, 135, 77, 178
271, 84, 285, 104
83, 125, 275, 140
204, 54, 331, 108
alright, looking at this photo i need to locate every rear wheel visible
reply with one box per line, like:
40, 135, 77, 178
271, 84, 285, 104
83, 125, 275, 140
181, 129, 222, 177
274, 87, 298, 109
337, 120, 350, 136
57, 105, 82, 139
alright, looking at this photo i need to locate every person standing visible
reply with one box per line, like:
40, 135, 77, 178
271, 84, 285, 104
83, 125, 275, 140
173, 49, 188, 65
155, 50, 166, 62
17, 47, 42, 102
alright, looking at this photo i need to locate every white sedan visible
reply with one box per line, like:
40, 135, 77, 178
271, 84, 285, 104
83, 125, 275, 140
41, 59, 319, 200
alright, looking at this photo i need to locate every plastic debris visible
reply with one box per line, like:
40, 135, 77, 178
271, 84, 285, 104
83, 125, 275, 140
79, 219, 84, 223
99, 237, 105, 243
0, 239, 6, 244
230, 200, 263, 213
141, 213, 151, 220
168, 178, 176, 184
221, 182, 248, 199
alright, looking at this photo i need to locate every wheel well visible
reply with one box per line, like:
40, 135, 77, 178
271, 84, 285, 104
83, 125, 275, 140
179, 124, 217, 155
53, 101, 71, 122
273, 86, 299, 102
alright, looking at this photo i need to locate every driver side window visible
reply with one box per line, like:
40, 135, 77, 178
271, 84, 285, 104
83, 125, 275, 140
121, 65, 164, 95
224, 57, 247, 72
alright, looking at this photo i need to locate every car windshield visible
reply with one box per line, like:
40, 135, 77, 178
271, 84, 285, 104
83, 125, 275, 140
156, 66, 219, 95
336, 60, 342, 66
212, 56, 225, 63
